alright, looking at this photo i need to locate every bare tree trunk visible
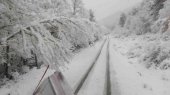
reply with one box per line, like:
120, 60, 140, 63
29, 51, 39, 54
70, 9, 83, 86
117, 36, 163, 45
34, 52, 39, 69
72, 0, 77, 15
4, 45, 12, 79
31, 50, 39, 69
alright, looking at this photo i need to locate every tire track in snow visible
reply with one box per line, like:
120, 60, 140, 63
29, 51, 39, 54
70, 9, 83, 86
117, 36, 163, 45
104, 39, 111, 95
76, 39, 109, 95
74, 39, 107, 95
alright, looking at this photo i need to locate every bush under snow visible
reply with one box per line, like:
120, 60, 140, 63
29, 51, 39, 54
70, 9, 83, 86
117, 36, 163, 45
126, 35, 170, 70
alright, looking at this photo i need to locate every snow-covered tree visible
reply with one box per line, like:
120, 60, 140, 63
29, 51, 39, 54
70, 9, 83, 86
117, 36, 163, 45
89, 9, 96, 22
119, 13, 126, 27
71, 0, 89, 18
159, 0, 170, 19
0, 0, 107, 79
72, 0, 83, 15
123, 0, 167, 35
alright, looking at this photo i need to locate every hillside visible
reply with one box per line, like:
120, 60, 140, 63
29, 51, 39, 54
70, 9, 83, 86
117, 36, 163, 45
111, 0, 170, 70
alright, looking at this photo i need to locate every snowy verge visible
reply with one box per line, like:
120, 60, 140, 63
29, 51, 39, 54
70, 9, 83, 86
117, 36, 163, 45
110, 36, 170, 95
0, 66, 55, 95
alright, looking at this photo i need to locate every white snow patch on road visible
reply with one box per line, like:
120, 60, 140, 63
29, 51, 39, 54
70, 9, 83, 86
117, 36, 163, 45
62, 39, 105, 89
77, 40, 108, 95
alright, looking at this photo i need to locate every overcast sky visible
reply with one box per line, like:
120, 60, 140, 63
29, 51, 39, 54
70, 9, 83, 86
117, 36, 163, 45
83, 0, 142, 20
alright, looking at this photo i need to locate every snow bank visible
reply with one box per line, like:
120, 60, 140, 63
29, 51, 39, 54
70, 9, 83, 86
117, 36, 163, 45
0, 66, 55, 95
110, 37, 170, 95
112, 34, 170, 70
139, 39, 170, 69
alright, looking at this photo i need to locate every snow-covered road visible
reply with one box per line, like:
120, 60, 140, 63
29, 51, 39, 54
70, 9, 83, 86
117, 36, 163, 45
63, 36, 170, 95
1, 36, 170, 95
63, 37, 121, 95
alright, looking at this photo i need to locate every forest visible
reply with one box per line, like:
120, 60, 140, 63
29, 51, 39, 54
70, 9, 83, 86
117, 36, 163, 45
1, 0, 170, 95
0, 0, 108, 79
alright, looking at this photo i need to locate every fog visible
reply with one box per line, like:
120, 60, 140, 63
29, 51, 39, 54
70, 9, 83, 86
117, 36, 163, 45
83, 0, 142, 20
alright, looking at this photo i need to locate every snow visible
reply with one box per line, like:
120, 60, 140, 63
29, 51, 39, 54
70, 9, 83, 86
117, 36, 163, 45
77, 39, 108, 95
159, 0, 170, 19
62, 34, 170, 95
0, 66, 55, 95
0, 0, 110, 94
62, 39, 106, 89
1, 35, 170, 95
0, 38, 104, 95
109, 35, 170, 95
